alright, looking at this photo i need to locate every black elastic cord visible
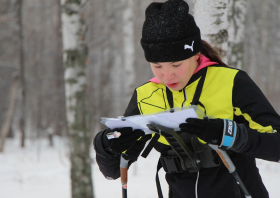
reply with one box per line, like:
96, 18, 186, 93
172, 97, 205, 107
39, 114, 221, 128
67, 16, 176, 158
195, 101, 207, 115
156, 159, 164, 198
191, 68, 207, 106
166, 87, 174, 109
191, 68, 207, 114
141, 133, 160, 158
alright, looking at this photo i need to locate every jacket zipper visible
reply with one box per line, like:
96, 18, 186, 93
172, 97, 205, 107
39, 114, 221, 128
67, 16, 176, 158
182, 88, 187, 108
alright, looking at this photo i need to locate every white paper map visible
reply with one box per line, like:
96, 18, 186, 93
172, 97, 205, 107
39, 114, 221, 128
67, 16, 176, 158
101, 107, 199, 134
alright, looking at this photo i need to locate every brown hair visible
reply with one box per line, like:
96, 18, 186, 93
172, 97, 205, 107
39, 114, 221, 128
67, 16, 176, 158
200, 40, 228, 66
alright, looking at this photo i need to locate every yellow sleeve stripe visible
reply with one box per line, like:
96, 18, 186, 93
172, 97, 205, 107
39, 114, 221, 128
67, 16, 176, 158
152, 133, 170, 145
122, 136, 145, 154
234, 107, 275, 133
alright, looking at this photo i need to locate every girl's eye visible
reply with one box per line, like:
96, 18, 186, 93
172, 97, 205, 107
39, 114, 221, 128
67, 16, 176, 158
154, 65, 162, 69
173, 64, 181, 67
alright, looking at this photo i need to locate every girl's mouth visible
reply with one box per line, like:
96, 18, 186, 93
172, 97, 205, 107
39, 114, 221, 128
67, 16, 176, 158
166, 82, 179, 88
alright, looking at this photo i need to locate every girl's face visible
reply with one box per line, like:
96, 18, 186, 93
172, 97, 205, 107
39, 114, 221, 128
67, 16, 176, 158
150, 54, 200, 91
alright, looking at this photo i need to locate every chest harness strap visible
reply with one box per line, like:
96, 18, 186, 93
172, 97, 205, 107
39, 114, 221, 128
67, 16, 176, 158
190, 67, 207, 114
141, 68, 221, 198
141, 68, 208, 158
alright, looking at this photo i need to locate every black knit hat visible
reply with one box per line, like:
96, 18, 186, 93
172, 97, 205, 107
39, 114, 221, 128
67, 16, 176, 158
141, 0, 203, 62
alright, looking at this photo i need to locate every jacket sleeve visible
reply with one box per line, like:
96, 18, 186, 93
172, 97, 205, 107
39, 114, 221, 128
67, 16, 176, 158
93, 89, 152, 179
231, 70, 280, 162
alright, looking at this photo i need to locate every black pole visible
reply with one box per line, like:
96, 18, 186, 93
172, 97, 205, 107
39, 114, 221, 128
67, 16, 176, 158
232, 171, 251, 198
122, 186, 127, 198
209, 144, 252, 198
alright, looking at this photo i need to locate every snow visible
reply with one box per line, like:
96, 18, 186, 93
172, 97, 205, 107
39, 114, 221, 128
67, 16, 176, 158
0, 137, 279, 198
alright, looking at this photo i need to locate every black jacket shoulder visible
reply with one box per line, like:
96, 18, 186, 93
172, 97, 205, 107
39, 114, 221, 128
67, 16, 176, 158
233, 70, 280, 131
124, 89, 140, 116
232, 70, 280, 161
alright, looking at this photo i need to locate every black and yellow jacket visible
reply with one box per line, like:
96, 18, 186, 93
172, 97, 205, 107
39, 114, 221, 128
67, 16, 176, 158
94, 65, 280, 198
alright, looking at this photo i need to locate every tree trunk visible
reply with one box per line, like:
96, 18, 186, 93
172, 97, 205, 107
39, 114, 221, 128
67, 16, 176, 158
122, 0, 136, 103
194, 0, 229, 63
18, 0, 25, 147
228, 0, 247, 69
243, 0, 280, 113
133, 0, 154, 87
0, 75, 20, 152
60, 0, 94, 198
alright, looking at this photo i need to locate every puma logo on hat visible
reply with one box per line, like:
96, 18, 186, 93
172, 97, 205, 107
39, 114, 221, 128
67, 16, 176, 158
184, 41, 194, 51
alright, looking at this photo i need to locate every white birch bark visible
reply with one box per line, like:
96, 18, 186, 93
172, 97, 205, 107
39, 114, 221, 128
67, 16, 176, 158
194, 0, 229, 64
60, 0, 94, 197
122, 0, 136, 103
228, 0, 247, 69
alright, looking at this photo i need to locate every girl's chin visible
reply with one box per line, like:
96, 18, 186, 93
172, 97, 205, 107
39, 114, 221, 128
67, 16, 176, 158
169, 87, 181, 91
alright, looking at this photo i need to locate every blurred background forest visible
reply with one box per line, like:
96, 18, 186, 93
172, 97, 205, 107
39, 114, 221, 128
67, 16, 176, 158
0, 0, 280, 197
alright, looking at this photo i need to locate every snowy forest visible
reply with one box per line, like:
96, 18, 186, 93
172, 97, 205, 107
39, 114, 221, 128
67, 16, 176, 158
0, 0, 280, 198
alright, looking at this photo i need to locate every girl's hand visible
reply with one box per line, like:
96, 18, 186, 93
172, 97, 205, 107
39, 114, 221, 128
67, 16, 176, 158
179, 117, 237, 147
102, 127, 144, 154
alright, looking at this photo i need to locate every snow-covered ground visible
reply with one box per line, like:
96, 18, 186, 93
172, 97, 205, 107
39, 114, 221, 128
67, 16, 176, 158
0, 137, 279, 198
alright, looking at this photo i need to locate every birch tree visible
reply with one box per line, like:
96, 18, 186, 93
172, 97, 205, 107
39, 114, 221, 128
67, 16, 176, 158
228, 0, 247, 69
60, 0, 94, 198
194, 0, 229, 63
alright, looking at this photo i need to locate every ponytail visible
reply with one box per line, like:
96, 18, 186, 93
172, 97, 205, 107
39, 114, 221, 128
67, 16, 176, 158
201, 40, 228, 66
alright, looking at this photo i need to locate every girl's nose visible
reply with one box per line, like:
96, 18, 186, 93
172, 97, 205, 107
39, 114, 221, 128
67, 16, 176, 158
163, 67, 175, 81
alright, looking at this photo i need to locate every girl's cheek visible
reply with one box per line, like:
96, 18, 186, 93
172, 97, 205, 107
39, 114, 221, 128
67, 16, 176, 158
153, 70, 162, 78
176, 67, 186, 77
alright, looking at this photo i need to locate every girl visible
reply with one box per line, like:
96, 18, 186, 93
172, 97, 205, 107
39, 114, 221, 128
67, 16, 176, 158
94, 0, 280, 197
